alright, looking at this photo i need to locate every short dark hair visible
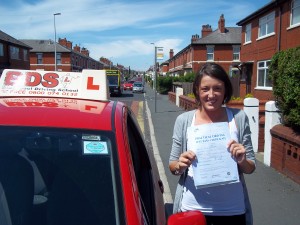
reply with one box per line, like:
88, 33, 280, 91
193, 62, 233, 105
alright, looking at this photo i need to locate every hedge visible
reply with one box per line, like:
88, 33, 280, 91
269, 46, 300, 131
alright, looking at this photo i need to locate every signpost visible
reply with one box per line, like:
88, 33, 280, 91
153, 46, 163, 113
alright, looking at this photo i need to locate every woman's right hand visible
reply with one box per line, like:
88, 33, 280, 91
177, 150, 196, 173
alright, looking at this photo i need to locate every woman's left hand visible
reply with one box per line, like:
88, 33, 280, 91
227, 140, 246, 164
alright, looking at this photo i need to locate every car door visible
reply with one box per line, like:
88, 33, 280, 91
126, 108, 165, 225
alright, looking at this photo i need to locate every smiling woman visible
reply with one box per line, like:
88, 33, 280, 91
169, 62, 256, 225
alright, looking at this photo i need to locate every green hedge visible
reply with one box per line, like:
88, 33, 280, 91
156, 72, 196, 94
269, 47, 300, 131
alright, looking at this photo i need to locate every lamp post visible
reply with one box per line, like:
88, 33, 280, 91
109, 57, 113, 70
53, 13, 61, 71
150, 43, 157, 112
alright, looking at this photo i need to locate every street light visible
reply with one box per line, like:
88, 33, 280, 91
53, 13, 61, 71
109, 57, 113, 70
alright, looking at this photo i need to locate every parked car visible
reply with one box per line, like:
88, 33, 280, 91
0, 69, 206, 225
123, 80, 135, 91
133, 82, 144, 93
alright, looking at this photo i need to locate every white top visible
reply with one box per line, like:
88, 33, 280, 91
181, 108, 245, 216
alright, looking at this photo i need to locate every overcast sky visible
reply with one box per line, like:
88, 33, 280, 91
1, 0, 271, 71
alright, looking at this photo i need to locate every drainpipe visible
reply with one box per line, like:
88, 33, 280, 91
277, 2, 282, 52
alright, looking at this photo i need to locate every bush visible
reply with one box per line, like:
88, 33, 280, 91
157, 76, 173, 94
269, 47, 300, 131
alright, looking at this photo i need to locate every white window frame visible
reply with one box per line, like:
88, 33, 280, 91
233, 45, 240, 61
37, 53, 43, 64
258, 11, 275, 38
256, 60, 272, 89
291, 0, 300, 26
206, 45, 214, 61
10, 46, 20, 60
245, 23, 252, 43
0, 43, 3, 56
56, 53, 61, 65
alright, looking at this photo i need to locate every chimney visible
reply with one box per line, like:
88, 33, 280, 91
218, 14, 225, 33
81, 47, 89, 57
191, 34, 200, 43
66, 40, 72, 49
59, 38, 73, 49
73, 44, 81, 52
58, 38, 67, 47
201, 24, 212, 38
169, 49, 174, 59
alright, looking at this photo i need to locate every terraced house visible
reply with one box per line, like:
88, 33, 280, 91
163, 0, 300, 101
166, 14, 241, 80
20, 38, 105, 72
237, 0, 300, 100
0, 30, 31, 74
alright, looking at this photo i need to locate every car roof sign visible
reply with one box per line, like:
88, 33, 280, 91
0, 69, 109, 101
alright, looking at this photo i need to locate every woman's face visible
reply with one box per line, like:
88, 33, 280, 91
198, 75, 225, 111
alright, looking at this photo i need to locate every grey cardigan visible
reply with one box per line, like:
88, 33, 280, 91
169, 108, 256, 225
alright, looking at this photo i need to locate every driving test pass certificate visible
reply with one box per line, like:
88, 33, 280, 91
187, 122, 240, 189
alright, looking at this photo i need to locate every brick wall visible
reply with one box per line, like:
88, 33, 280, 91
271, 125, 300, 184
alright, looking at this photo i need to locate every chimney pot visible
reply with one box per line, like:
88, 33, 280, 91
218, 14, 225, 33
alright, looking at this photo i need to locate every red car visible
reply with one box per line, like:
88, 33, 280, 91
0, 69, 206, 225
123, 80, 135, 91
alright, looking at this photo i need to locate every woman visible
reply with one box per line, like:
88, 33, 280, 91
169, 62, 256, 225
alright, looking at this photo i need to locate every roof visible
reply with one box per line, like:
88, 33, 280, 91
19, 39, 71, 53
0, 98, 116, 130
0, 30, 32, 49
236, 0, 286, 25
192, 27, 241, 45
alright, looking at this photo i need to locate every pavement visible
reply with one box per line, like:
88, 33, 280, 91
143, 84, 300, 225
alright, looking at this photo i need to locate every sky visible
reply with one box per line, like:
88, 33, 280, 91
1, 0, 271, 71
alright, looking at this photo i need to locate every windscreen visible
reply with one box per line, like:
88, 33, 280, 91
108, 75, 119, 85
134, 83, 143, 87
0, 126, 122, 225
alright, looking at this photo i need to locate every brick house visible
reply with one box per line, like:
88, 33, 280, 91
236, 0, 300, 100
0, 30, 31, 75
20, 38, 105, 72
165, 14, 242, 91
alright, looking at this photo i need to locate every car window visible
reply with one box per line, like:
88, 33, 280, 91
126, 113, 156, 225
0, 127, 124, 225
134, 83, 143, 87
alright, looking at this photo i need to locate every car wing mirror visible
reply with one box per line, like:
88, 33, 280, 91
168, 210, 206, 225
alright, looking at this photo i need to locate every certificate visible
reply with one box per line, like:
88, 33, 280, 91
187, 122, 239, 189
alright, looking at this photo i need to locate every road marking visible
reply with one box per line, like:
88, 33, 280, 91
145, 100, 173, 204
137, 101, 144, 134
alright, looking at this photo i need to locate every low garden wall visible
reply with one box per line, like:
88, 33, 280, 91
271, 125, 300, 184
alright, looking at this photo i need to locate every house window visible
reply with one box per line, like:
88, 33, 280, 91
10, 46, 20, 59
37, 53, 43, 64
0, 43, 3, 56
291, 0, 300, 26
206, 46, 214, 61
229, 67, 239, 78
23, 49, 28, 61
245, 23, 251, 43
259, 11, 275, 38
233, 46, 240, 61
257, 60, 272, 88
56, 53, 61, 65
